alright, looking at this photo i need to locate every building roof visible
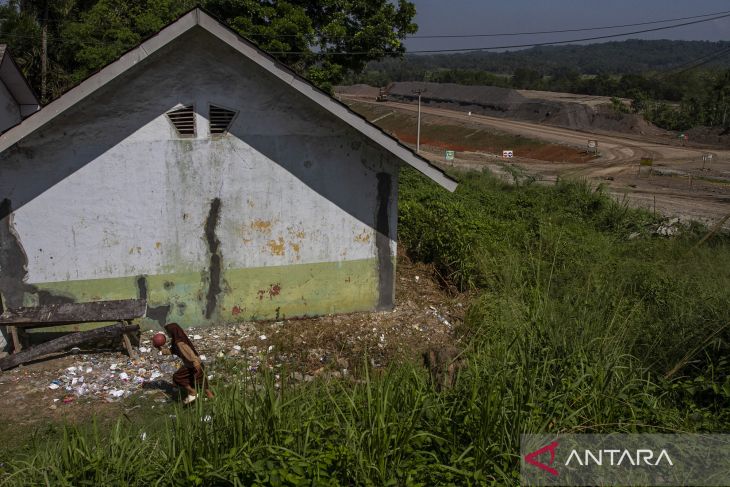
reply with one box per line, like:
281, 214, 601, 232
0, 45, 40, 118
0, 10, 457, 191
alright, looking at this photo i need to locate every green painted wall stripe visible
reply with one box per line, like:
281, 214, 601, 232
28, 258, 387, 331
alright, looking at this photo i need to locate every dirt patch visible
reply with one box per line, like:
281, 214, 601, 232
0, 251, 468, 446
345, 99, 592, 164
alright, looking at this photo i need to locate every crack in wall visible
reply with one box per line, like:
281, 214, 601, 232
204, 197, 222, 319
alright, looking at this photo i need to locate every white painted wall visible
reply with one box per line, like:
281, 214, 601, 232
0, 29, 398, 304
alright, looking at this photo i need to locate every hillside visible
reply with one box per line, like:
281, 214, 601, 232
361, 40, 730, 79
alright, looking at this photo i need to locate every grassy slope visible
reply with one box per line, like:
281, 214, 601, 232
2, 170, 729, 486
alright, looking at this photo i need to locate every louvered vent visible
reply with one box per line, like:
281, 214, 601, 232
166, 105, 195, 137
209, 105, 236, 135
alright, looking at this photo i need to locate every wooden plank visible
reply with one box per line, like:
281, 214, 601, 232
9, 325, 21, 353
121, 332, 137, 358
0, 299, 147, 328
0, 323, 140, 370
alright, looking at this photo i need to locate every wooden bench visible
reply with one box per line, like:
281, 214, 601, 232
0, 299, 147, 371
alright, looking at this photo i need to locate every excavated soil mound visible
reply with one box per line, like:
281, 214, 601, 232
338, 82, 666, 136
686, 126, 730, 147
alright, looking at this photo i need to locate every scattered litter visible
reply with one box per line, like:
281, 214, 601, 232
109, 390, 124, 398
48, 382, 60, 390
139, 347, 151, 353
259, 335, 267, 341
192, 335, 202, 340
119, 372, 129, 381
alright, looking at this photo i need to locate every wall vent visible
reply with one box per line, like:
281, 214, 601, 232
209, 105, 237, 135
166, 105, 195, 137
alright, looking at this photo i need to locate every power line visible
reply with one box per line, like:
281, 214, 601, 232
409, 9, 730, 39
2, 9, 730, 43
265, 13, 730, 55
667, 46, 730, 76
0, 11, 728, 56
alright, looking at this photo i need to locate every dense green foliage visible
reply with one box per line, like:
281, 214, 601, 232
349, 40, 730, 131
0, 0, 416, 100
357, 40, 730, 81
3, 170, 729, 485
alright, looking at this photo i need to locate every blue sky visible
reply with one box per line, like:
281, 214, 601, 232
406, 0, 730, 52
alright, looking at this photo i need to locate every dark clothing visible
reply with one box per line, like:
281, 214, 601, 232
164, 323, 205, 390
165, 322, 199, 358
173, 365, 204, 389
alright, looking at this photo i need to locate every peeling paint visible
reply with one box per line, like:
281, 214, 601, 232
250, 219, 272, 234
266, 237, 285, 256
289, 242, 301, 259
354, 230, 371, 243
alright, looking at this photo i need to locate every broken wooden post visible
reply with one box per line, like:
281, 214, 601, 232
0, 322, 139, 371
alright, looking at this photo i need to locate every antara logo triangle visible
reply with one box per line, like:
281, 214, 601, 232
525, 441, 560, 476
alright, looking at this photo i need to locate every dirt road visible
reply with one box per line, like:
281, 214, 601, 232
341, 95, 730, 228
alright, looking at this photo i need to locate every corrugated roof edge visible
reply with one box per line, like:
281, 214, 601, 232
0, 8, 457, 192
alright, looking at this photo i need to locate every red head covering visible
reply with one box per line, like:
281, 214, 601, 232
164, 323, 199, 358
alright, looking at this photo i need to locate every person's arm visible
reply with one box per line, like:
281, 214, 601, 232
177, 342, 202, 369
153, 344, 172, 355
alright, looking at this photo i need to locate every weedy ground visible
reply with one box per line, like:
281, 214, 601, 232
1, 168, 729, 486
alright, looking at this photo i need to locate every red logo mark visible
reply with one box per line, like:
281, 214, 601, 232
525, 441, 560, 476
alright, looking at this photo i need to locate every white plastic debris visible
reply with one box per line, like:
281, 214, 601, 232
48, 383, 60, 390
193, 335, 202, 340
233, 345, 242, 351
139, 347, 150, 353
119, 372, 129, 381
259, 335, 267, 341
109, 389, 124, 398
199, 355, 207, 362
109, 363, 118, 371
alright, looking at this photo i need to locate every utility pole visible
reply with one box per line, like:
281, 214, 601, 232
412, 88, 426, 153
41, 0, 49, 103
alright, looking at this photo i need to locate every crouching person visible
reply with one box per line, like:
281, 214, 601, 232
156, 322, 214, 404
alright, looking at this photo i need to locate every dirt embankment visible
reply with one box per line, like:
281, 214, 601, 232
337, 82, 666, 137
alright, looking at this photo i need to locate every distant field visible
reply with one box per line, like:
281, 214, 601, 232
346, 100, 592, 163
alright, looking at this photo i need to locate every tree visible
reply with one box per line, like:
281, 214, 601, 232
0, 0, 417, 99
205, 0, 417, 92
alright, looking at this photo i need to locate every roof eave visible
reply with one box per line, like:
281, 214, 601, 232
0, 8, 457, 192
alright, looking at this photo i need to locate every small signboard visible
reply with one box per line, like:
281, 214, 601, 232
445, 150, 455, 161
502, 150, 514, 158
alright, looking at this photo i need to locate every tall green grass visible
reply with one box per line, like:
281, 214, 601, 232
2, 169, 729, 486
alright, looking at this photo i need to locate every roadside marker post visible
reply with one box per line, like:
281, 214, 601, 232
412, 88, 427, 153
445, 150, 455, 162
